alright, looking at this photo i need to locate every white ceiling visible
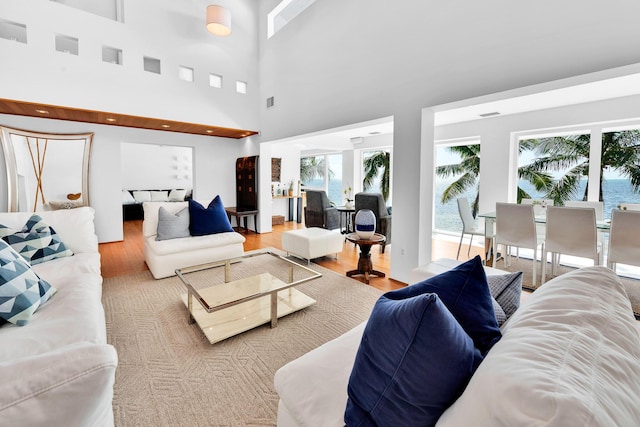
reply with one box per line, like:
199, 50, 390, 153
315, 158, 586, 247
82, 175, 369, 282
275, 66, 640, 152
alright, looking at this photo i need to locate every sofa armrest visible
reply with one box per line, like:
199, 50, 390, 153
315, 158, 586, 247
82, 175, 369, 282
0, 342, 118, 427
325, 208, 340, 230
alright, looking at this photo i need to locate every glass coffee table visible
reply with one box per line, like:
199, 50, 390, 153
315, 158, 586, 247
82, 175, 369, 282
176, 251, 321, 344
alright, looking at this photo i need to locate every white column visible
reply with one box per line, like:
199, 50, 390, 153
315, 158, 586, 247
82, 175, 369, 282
588, 127, 603, 202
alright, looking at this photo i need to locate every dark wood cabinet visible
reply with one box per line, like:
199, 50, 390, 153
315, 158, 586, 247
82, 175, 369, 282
236, 156, 258, 210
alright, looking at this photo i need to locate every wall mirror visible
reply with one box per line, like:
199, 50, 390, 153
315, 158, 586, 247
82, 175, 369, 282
0, 126, 93, 212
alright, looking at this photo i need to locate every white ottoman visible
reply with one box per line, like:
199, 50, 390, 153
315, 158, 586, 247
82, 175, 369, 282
409, 258, 508, 284
282, 227, 344, 264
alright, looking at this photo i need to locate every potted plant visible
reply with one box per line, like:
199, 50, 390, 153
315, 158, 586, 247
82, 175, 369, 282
344, 185, 354, 209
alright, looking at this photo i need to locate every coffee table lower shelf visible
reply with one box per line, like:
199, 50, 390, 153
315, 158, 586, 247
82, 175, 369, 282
181, 286, 316, 344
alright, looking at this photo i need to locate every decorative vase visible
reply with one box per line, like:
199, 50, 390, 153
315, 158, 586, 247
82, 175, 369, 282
345, 200, 354, 209
355, 209, 376, 239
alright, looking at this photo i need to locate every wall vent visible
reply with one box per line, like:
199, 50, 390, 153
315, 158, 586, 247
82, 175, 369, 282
266, 96, 275, 108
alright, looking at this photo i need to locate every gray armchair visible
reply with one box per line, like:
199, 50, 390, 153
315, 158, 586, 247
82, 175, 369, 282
304, 190, 340, 230
354, 192, 391, 253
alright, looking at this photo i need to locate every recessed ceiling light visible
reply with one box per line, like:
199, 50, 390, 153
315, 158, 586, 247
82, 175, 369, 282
161, 124, 171, 128
35, 109, 49, 114
106, 118, 116, 122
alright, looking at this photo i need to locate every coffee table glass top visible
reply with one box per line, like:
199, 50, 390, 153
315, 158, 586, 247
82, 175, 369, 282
176, 251, 321, 344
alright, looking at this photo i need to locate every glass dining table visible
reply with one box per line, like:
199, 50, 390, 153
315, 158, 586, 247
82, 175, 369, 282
477, 210, 610, 266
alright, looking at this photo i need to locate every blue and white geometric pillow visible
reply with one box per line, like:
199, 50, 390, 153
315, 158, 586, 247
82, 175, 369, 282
2, 214, 73, 265
0, 240, 56, 326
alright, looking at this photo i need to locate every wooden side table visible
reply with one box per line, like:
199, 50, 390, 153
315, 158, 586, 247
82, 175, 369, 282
225, 207, 259, 233
345, 232, 386, 284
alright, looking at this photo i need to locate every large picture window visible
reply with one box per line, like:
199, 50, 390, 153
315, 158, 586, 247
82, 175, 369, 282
300, 154, 342, 204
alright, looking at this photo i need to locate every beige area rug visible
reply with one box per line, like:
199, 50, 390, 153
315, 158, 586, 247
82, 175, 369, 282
491, 256, 640, 317
102, 253, 383, 427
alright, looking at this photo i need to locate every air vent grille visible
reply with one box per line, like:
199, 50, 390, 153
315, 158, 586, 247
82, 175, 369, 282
266, 96, 275, 108
479, 111, 500, 117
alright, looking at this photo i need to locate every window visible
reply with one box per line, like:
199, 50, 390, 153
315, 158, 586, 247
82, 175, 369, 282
178, 66, 194, 82
55, 34, 78, 55
236, 81, 247, 94
267, 0, 316, 38
143, 56, 161, 74
209, 73, 222, 88
434, 143, 480, 234
300, 154, 342, 204
361, 148, 392, 205
51, 0, 124, 23
0, 19, 27, 43
102, 46, 122, 64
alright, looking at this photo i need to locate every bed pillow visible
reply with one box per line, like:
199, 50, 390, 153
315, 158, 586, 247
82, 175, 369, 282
122, 190, 136, 205
488, 271, 523, 319
2, 215, 73, 265
150, 190, 169, 202
345, 292, 482, 426
402, 255, 501, 354
189, 196, 234, 236
132, 190, 151, 203
0, 240, 56, 326
156, 207, 190, 241
169, 189, 187, 202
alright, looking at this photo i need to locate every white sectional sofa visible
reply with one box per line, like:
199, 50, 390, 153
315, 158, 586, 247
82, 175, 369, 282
0, 207, 118, 427
274, 262, 640, 426
143, 201, 246, 279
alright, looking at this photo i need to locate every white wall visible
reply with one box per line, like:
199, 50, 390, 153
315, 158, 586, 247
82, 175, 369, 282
257, 0, 640, 282
0, 0, 259, 130
121, 143, 193, 192
0, 113, 253, 243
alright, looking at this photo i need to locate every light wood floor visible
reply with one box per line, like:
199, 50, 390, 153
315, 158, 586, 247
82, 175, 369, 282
98, 221, 484, 293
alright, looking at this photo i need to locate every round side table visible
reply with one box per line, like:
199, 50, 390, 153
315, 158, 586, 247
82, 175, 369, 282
344, 232, 386, 284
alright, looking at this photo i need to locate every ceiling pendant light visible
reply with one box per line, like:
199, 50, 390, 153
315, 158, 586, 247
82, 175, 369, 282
206, 5, 231, 36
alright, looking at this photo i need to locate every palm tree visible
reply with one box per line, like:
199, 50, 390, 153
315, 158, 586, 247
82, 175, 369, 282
362, 150, 391, 202
437, 143, 554, 217
300, 156, 326, 183
523, 130, 640, 205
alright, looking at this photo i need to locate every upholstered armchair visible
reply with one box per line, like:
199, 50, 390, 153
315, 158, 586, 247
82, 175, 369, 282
354, 192, 391, 253
304, 190, 340, 230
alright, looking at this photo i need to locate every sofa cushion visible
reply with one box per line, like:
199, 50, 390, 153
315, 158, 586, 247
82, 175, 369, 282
145, 232, 245, 256
487, 271, 523, 319
150, 190, 168, 202
398, 255, 501, 354
189, 196, 233, 236
132, 190, 151, 203
491, 298, 507, 325
122, 190, 136, 205
345, 292, 482, 426
169, 189, 187, 202
0, 240, 56, 326
1, 214, 73, 265
156, 207, 190, 241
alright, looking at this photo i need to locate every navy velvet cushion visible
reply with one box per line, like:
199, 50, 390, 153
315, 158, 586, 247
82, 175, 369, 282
403, 255, 501, 355
188, 196, 234, 236
344, 292, 483, 427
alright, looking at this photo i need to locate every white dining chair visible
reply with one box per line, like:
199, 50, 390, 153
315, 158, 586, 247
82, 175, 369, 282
618, 203, 640, 212
494, 202, 544, 286
542, 206, 602, 283
456, 198, 485, 260
565, 200, 605, 246
607, 209, 640, 272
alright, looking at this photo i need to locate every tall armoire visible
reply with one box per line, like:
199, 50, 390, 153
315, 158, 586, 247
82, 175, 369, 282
236, 156, 258, 211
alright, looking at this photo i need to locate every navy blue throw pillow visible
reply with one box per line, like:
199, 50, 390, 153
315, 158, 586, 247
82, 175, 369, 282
403, 255, 501, 355
344, 293, 483, 427
188, 196, 234, 236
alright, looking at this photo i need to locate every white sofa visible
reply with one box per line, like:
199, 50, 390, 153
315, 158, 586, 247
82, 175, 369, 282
274, 263, 640, 426
0, 207, 118, 427
142, 201, 246, 279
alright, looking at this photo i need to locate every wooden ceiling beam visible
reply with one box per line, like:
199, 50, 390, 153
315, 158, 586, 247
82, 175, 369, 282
0, 98, 259, 139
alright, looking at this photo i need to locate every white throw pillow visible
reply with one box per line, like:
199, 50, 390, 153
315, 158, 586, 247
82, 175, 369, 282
132, 191, 151, 203
122, 190, 136, 205
150, 191, 169, 202
168, 189, 187, 202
